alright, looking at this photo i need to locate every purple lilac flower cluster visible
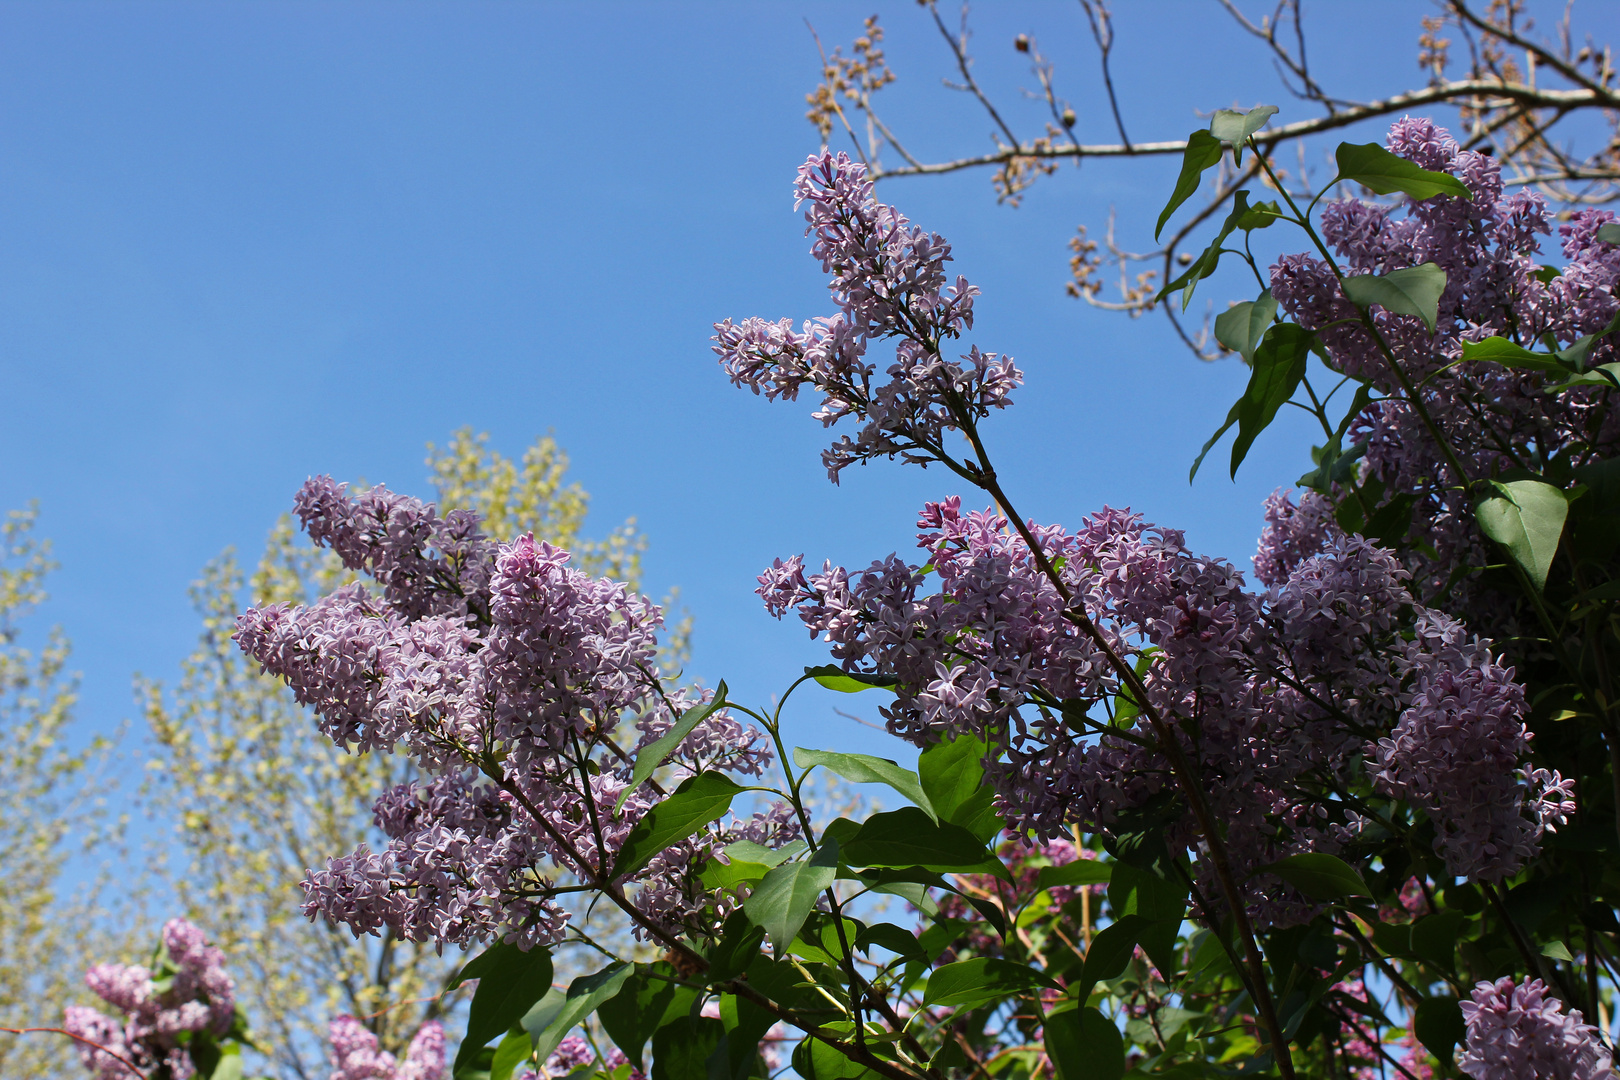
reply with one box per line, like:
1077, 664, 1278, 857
327, 1016, 445, 1080
235, 480, 797, 950
758, 497, 1567, 917
714, 152, 1020, 482
1267, 116, 1620, 615
1458, 977, 1614, 1079
63, 919, 236, 1080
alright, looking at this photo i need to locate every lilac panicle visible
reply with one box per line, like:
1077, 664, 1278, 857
328, 1016, 447, 1080
238, 478, 798, 952
1458, 977, 1614, 1079
715, 152, 1020, 481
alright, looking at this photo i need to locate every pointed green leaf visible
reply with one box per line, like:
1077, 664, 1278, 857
842, 807, 1009, 879
1548, 362, 1620, 391
489, 1028, 533, 1080
1231, 323, 1313, 478
1209, 104, 1278, 165
1259, 853, 1369, 899
1334, 142, 1471, 200
651, 1016, 725, 1080
707, 911, 768, 981
598, 965, 698, 1072
743, 838, 840, 956
1036, 860, 1112, 891
917, 731, 1001, 840
923, 956, 1058, 1009
452, 945, 555, 1077
1080, 914, 1150, 984
1414, 997, 1465, 1068
529, 963, 633, 1064
1341, 262, 1448, 333
1477, 478, 1573, 590
1190, 400, 1241, 483
1235, 198, 1285, 231
1214, 291, 1278, 364
613, 771, 744, 879
1045, 1006, 1125, 1080
1156, 190, 1254, 311
1461, 336, 1574, 375
616, 683, 729, 813
794, 748, 934, 820
1156, 129, 1223, 240
1598, 222, 1620, 246
803, 665, 897, 693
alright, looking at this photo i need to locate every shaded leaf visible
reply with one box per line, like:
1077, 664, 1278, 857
1461, 336, 1572, 375
1231, 323, 1313, 478
599, 967, 698, 1072
613, 771, 744, 880
1082, 914, 1150, 984
1259, 853, 1369, 899
651, 1017, 724, 1080
708, 911, 768, 982
917, 731, 1001, 841
794, 748, 934, 821
923, 956, 1058, 1010
842, 807, 1009, 880
616, 683, 728, 813
1036, 861, 1113, 891
489, 1028, 532, 1080
452, 945, 555, 1077
1341, 263, 1447, 333
1476, 478, 1572, 590
1157, 190, 1255, 311
1414, 997, 1465, 1068
1334, 142, 1471, 200
1045, 1006, 1125, 1080
530, 964, 633, 1064
1156, 130, 1223, 240
1598, 222, 1620, 246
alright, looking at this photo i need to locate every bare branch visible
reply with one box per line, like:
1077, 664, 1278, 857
1078, 1, 1132, 148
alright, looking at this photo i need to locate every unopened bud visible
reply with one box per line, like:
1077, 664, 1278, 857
1062, 107, 1076, 128
1014, 34, 1030, 52
1177, 252, 1193, 266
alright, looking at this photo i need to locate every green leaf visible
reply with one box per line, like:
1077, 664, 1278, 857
1259, 853, 1369, 899
714, 994, 778, 1080
857, 921, 928, 962
1214, 291, 1278, 364
1476, 478, 1573, 590
793, 1036, 874, 1080
529, 963, 633, 1064
1334, 142, 1472, 200
842, 807, 1009, 879
651, 1016, 725, 1080
1209, 104, 1278, 165
1231, 323, 1313, 478
923, 956, 1058, 1010
804, 665, 897, 693
1081, 914, 1150, 984
707, 911, 768, 982
1550, 308, 1620, 374
699, 856, 772, 891
1036, 860, 1112, 891
453, 944, 555, 1077
613, 771, 744, 879
1156, 130, 1223, 240
1543, 940, 1577, 962
489, 1028, 533, 1080
1190, 400, 1240, 483
743, 838, 840, 956
1157, 190, 1255, 311
794, 748, 935, 821
598, 966, 698, 1071
1460, 336, 1574, 375
1234, 199, 1284, 231
1548, 362, 1620, 391
917, 731, 1002, 841
1045, 1006, 1125, 1080
1414, 997, 1465, 1068
616, 683, 728, 813
1108, 863, 1187, 922
722, 838, 804, 868
1410, 910, 1465, 973
1598, 222, 1620, 246
1340, 262, 1448, 333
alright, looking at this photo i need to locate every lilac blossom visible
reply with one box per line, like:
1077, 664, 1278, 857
327, 1016, 446, 1080
238, 478, 799, 952
714, 152, 1020, 481
63, 919, 238, 1080
1458, 978, 1614, 1079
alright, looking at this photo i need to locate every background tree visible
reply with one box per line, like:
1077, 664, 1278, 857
139, 430, 677, 1080
808, 0, 1620, 356
0, 506, 121, 1079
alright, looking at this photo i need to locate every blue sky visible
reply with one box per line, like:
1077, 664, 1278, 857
3, 1, 1612, 801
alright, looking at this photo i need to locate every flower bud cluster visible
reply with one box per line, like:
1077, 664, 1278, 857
237, 480, 796, 951
714, 152, 1020, 481
62, 919, 236, 1080
327, 1015, 446, 1080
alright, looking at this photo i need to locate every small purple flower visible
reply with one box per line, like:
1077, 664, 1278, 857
1458, 977, 1613, 1079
